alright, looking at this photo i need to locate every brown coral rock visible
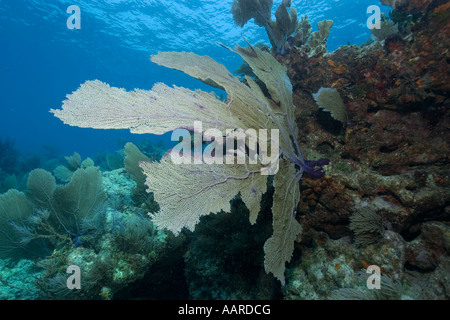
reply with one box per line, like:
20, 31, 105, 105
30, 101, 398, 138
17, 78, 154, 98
288, 1, 449, 245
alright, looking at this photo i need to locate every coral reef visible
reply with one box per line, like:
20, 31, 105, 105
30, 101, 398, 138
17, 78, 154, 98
0, 259, 40, 299
51, 40, 333, 285
305, 19, 333, 57
0, 165, 107, 261
231, 0, 333, 56
371, 13, 399, 41
349, 205, 385, 246
0, 189, 36, 259
53, 152, 94, 182
0, 166, 170, 299
286, 2, 449, 231
403, 221, 450, 299
34, 169, 169, 300
231, 0, 299, 54
2, 0, 447, 300
381, 0, 447, 14
312, 87, 347, 124
26, 166, 105, 241
283, 231, 406, 299
280, 0, 449, 299
184, 196, 279, 299
45, 0, 449, 299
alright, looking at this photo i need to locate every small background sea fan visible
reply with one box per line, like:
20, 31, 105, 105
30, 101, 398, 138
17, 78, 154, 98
371, 13, 399, 41
349, 207, 384, 246
312, 87, 347, 125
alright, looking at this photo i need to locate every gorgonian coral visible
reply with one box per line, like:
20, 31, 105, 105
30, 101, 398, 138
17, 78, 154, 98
50, 44, 328, 284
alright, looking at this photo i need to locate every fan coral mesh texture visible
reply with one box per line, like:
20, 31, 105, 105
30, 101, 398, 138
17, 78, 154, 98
312, 87, 347, 124
50, 45, 307, 284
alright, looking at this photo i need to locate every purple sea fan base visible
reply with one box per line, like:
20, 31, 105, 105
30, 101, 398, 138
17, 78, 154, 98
303, 158, 330, 179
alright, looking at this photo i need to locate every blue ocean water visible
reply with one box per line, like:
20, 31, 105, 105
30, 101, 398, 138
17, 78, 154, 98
0, 0, 391, 158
